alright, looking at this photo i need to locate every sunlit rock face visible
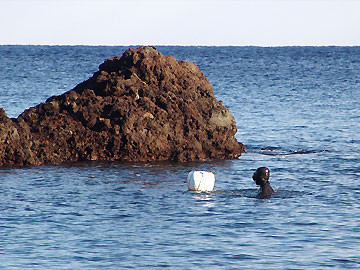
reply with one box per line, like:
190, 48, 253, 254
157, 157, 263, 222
0, 46, 246, 166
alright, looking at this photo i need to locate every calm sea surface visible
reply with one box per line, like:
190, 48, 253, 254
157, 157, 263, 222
0, 46, 360, 269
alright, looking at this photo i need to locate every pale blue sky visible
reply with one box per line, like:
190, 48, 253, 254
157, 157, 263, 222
1, 0, 359, 46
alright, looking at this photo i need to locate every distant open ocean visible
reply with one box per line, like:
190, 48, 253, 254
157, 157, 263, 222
1, 46, 359, 269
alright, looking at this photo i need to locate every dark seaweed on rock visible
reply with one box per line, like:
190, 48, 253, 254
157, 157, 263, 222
0, 46, 246, 166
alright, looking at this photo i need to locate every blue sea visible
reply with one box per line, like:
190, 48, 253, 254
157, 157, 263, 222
0, 46, 360, 269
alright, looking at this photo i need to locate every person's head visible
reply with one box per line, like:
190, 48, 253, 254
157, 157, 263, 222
252, 167, 270, 186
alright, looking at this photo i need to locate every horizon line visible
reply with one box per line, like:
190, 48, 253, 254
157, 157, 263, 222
1, 43, 360, 48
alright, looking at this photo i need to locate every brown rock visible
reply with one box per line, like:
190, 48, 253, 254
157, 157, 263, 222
0, 46, 245, 166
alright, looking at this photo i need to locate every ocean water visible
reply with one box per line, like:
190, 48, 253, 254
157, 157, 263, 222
0, 46, 360, 269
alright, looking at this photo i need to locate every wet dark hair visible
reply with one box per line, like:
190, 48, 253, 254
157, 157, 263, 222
252, 167, 270, 186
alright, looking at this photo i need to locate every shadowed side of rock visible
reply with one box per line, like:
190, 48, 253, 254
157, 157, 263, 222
0, 46, 246, 167
0, 108, 41, 166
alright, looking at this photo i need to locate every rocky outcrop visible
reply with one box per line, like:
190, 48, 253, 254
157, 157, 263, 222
0, 108, 38, 166
0, 46, 245, 167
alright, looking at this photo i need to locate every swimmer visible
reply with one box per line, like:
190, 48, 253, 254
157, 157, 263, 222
252, 167, 274, 198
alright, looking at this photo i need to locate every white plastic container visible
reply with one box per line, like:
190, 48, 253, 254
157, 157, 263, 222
187, 171, 215, 192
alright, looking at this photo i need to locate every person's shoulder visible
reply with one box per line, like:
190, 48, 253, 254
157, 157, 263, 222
257, 185, 274, 199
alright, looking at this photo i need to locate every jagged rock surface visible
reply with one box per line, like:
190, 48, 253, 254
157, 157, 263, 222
0, 46, 245, 166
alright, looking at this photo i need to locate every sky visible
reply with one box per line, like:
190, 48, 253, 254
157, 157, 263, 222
1, 0, 359, 46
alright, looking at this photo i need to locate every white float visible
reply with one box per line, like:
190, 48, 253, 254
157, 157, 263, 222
187, 171, 215, 192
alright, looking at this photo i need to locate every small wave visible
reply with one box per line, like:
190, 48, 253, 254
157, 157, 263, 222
272, 189, 307, 199
249, 147, 331, 156
215, 189, 306, 199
